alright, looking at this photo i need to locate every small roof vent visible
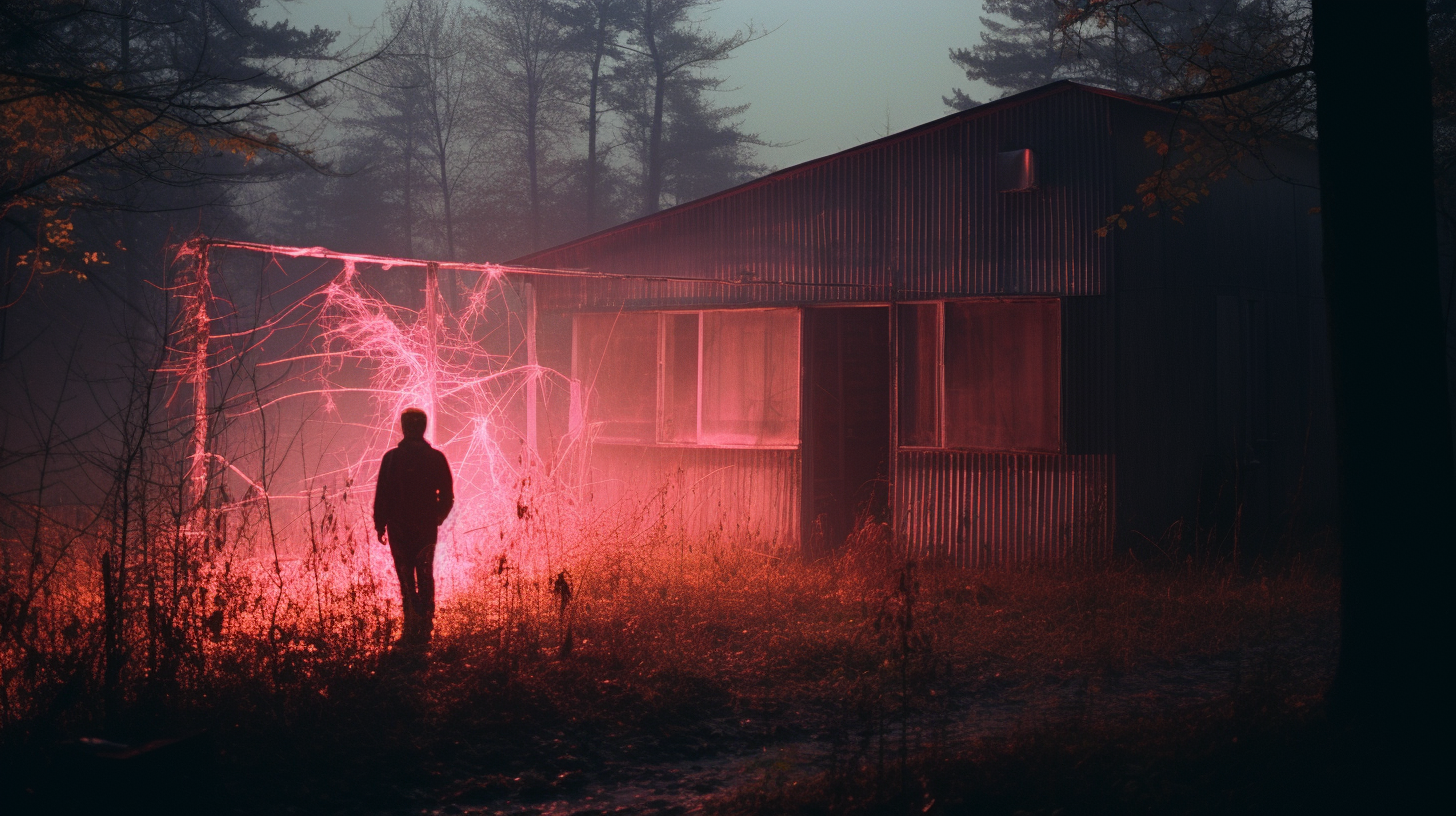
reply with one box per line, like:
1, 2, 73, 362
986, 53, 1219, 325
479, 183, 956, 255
996, 149, 1037, 192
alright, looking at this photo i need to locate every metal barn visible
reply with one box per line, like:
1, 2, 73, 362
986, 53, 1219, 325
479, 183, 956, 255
510, 81, 1333, 564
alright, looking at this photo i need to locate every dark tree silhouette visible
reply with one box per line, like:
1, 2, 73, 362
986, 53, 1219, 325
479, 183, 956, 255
1313, 3, 1453, 803
0, 0, 350, 274
481, 0, 578, 252
615, 0, 761, 215
560, 0, 634, 232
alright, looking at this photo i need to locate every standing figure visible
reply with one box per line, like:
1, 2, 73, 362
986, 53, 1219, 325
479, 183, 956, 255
373, 407, 454, 645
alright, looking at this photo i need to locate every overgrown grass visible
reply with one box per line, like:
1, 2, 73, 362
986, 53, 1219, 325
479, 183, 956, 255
1, 510, 1338, 814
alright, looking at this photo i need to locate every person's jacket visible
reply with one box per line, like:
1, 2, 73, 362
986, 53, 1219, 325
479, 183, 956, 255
373, 437, 454, 538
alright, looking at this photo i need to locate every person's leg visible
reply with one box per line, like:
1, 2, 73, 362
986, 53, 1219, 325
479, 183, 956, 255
390, 542, 419, 642
415, 541, 437, 642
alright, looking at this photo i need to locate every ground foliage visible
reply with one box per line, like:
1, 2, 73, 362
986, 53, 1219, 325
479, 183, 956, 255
0, 504, 1338, 813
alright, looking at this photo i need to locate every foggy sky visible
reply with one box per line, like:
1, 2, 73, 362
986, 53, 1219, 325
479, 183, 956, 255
263, 0, 992, 170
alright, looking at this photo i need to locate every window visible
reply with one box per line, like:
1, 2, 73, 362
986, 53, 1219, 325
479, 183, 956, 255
701, 310, 801, 446
573, 309, 801, 447
660, 313, 699, 443
574, 312, 658, 440
898, 299, 1060, 452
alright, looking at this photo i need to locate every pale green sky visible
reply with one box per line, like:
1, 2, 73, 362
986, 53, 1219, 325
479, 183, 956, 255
262, 0, 992, 170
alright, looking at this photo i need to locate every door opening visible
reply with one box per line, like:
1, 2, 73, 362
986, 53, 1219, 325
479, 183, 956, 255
803, 307, 891, 556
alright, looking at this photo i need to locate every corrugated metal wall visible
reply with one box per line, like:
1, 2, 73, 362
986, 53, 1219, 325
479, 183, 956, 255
896, 451, 1113, 564
521, 83, 1118, 311
1105, 102, 1331, 551
586, 444, 800, 547
1061, 295, 1117, 456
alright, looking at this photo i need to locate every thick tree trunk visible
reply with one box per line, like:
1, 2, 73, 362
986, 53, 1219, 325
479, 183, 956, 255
1314, 0, 1454, 804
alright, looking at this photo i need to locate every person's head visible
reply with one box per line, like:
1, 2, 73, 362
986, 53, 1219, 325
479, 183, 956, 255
400, 407, 428, 439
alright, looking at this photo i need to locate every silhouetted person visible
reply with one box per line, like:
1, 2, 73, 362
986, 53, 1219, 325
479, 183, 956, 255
373, 407, 454, 645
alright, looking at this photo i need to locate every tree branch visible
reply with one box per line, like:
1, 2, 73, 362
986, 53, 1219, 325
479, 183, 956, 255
1165, 62, 1314, 104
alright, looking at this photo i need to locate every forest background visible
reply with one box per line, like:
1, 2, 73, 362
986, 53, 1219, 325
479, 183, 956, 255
4, 0, 1454, 657
1, 3, 1452, 812
4, 0, 1453, 579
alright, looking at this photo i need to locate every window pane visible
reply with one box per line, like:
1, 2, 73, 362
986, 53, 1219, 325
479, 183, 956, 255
943, 300, 1060, 451
574, 312, 657, 441
701, 310, 800, 446
661, 313, 699, 443
897, 304, 940, 446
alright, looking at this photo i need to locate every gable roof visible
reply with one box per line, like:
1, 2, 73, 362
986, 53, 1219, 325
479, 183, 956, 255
510, 81, 1170, 267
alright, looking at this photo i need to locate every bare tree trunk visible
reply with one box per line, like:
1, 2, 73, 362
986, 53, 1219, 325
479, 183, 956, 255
585, 31, 606, 230
645, 65, 666, 215
1314, 0, 1453, 807
404, 113, 416, 256
642, 0, 665, 215
436, 134, 456, 258
528, 88, 542, 249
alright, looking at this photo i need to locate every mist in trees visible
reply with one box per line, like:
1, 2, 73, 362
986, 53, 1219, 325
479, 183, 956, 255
2, 0, 353, 504
0, 1, 370, 720
263, 0, 768, 262
1, 0, 346, 287
0, 0, 771, 635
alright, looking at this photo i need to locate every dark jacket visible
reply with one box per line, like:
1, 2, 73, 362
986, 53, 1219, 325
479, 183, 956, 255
373, 437, 454, 544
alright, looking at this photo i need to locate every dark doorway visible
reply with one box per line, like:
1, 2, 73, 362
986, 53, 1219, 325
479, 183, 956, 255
803, 307, 891, 556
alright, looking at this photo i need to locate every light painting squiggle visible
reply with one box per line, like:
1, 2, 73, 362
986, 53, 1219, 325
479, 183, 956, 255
165, 239, 589, 593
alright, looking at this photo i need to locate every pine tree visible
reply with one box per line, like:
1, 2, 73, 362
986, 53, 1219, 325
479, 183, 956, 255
1, 0, 343, 275
613, 0, 763, 215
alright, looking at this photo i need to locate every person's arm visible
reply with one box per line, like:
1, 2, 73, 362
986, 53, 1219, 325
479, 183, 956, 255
373, 451, 392, 543
435, 451, 454, 525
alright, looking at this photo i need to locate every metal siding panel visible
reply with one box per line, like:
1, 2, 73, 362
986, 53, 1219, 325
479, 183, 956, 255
588, 444, 801, 547
1063, 294, 1116, 455
897, 451, 1114, 566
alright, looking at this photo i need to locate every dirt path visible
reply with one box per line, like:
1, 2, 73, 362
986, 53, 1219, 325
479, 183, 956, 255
419, 634, 1337, 816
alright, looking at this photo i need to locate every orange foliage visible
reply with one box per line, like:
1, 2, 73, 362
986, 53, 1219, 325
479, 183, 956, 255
0, 71, 277, 276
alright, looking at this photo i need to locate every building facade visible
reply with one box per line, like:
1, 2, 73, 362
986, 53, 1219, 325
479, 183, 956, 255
511, 82, 1332, 564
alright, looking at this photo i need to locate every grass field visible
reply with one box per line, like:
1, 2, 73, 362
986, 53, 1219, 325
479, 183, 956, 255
1, 512, 1339, 814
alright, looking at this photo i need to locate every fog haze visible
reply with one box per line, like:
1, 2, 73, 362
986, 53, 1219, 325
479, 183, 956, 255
265, 0, 992, 169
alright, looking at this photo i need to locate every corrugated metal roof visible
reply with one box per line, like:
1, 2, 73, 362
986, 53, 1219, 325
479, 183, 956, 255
518, 82, 1147, 309
510, 81, 1165, 269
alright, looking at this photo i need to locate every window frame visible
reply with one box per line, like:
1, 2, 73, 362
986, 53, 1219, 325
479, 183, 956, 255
572, 307, 802, 450
897, 297, 1062, 455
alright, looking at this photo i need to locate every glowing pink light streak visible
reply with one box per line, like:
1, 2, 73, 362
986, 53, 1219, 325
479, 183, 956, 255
167, 237, 591, 575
